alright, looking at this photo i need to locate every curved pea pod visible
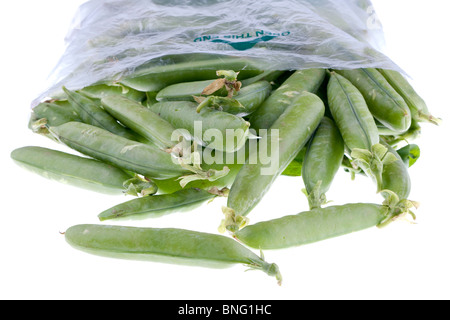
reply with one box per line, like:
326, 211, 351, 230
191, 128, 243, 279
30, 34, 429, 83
148, 101, 250, 153
98, 188, 220, 221
10, 146, 136, 195
62, 86, 141, 142
234, 203, 391, 250
335, 68, 412, 133
119, 57, 262, 92
195, 81, 272, 117
249, 69, 326, 130
79, 83, 147, 102
64, 224, 282, 285
222, 92, 325, 232
301, 117, 345, 209
378, 69, 440, 125
49, 122, 189, 180
101, 95, 178, 150
378, 139, 414, 210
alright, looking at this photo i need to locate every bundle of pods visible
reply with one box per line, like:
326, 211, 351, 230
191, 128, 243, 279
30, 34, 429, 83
11, 56, 440, 284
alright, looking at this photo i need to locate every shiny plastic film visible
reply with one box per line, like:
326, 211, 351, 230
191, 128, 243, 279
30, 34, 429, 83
34, 0, 401, 106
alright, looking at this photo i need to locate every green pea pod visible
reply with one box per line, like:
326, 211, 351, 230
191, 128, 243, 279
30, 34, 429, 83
378, 69, 440, 125
62, 86, 142, 142
223, 92, 325, 232
98, 188, 218, 221
302, 117, 345, 209
196, 81, 272, 117
335, 68, 412, 133
240, 70, 286, 87
327, 72, 379, 152
11, 146, 135, 195
79, 84, 147, 102
379, 139, 412, 205
234, 203, 391, 250
152, 147, 247, 194
249, 69, 326, 130
120, 57, 262, 92
31, 102, 80, 127
65, 224, 282, 285
156, 79, 229, 102
49, 122, 189, 180
101, 95, 178, 150
148, 101, 250, 153
29, 102, 81, 141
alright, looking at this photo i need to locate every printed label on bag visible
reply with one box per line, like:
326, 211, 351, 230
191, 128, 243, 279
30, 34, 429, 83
194, 29, 290, 51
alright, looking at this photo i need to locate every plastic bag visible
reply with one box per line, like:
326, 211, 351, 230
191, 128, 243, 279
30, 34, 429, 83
34, 0, 401, 106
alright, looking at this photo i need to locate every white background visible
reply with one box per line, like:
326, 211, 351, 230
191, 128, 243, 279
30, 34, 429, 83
1, 0, 449, 300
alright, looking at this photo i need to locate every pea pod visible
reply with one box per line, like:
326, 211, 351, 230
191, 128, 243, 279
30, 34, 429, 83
335, 68, 412, 133
10, 146, 136, 195
64, 224, 282, 284
31, 101, 80, 127
153, 146, 247, 194
301, 117, 345, 209
28, 102, 81, 140
148, 101, 250, 153
156, 79, 229, 102
98, 188, 219, 221
234, 203, 392, 250
327, 72, 379, 152
101, 95, 178, 150
222, 92, 325, 232
120, 57, 262, 92
379, 139, 412, 204
327, 72, 390, 190
249, 69, 326, 130
79, 84, 147, 102
62, 86, 142, 142
49, 122, 189, 180
378, 69, 440, 125
196, 81, 272, 117
240, 70, 286, 87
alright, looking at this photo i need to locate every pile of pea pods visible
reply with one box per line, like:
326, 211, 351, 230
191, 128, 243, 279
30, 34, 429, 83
11, 56, 440, 284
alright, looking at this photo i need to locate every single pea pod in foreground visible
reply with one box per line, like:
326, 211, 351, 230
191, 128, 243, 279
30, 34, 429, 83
377, 68, 440, 125
334, 68, 412, 133
98, 188, 218, 221
234, 203, 390, 250
223, 92, 325, 231
302, 117, 345, 209
64, 224, 282, 284
11, 146, 134, 195
249, 69, 326, 131
50, 122, 189, 180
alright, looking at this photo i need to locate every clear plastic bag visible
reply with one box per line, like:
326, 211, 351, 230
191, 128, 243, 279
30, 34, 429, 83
34, 0, 401, 106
